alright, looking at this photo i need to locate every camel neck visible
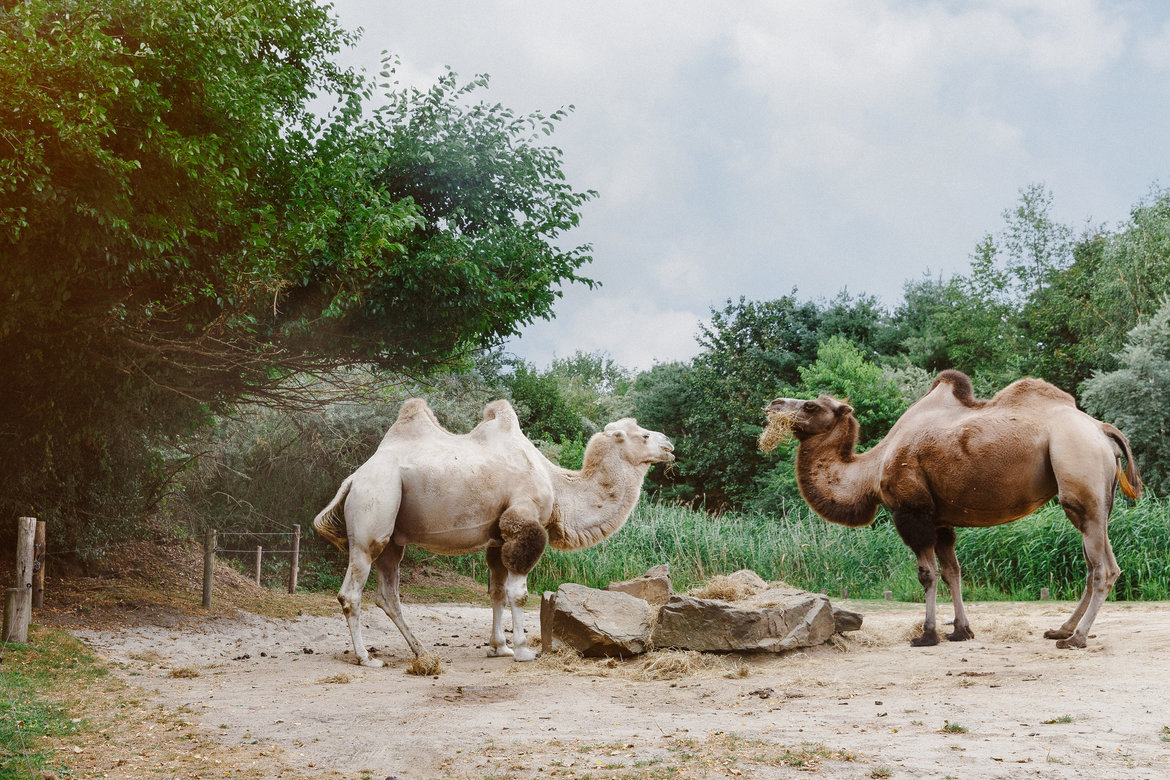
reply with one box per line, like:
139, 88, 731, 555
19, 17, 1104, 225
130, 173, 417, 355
795, 418, 882, 528
545, 454, 647, 551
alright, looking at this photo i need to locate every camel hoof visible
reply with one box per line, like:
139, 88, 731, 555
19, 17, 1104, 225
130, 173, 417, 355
946, 626, 975, 642
1055, 635, 1087, 650
486, 645, 515, 658
910, 632, 939, 647
358, 657, 385, 668
512, 646, 537, 662
1044, 628, 1073, 640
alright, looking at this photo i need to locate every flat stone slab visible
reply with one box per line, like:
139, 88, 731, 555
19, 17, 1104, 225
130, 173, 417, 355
652, 588, 836, 653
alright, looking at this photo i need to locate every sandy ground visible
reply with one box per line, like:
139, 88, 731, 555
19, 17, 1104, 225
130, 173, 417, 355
72, 598, 1170, 779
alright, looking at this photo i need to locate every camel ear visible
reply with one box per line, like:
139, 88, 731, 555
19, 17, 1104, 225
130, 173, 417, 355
609, 429, 627, 443
836, 403, 854, 417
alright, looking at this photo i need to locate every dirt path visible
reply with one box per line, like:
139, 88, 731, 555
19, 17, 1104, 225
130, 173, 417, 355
73, 599, 1170, 779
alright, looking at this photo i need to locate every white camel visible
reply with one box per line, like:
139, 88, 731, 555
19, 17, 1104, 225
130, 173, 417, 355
313, 398, 675, 666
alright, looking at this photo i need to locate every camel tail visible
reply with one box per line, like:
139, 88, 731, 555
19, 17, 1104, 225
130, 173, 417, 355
1103, 423, 1143, 500
313, 476, 354, 551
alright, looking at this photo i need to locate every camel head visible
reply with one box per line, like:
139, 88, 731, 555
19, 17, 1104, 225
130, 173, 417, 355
763, 395, 854, 442
590, 418, 675, 468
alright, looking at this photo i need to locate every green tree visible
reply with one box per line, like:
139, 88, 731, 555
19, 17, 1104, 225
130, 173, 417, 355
797, 335, 905, 447
501, 361, 583, 444
0, 0, 594, 550
630, 361, 693, 501
895, 185, 1074, 392
668, 295, 823, 507
1078, 187, 1170, 371
819, 289, 901, 360
1080, 297, 1170, 497
547, 350, 635, 431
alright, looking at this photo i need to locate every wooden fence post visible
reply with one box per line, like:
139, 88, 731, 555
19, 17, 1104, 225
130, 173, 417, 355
32, 519, 45, 609
3, 589, 29, 643
3, 517, 37, 642
254, 546, 262, 586
287, 524, 300, 594
202, 529, 216, 608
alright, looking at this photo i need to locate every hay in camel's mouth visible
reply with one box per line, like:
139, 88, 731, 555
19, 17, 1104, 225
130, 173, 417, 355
758, 409, 798, 453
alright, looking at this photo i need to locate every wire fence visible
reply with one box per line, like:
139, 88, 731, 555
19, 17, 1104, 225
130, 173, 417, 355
200, 526, 303, 606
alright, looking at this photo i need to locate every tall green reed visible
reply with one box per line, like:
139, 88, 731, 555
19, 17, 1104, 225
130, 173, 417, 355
433, 496, 1169, 601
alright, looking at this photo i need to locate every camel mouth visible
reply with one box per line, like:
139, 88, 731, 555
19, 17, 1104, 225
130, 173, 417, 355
758, 409, 798, 453
652, 448, 676, 464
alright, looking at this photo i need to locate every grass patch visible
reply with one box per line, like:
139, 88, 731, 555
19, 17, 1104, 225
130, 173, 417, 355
419, 496, 1170, 601
1041, 715, 1074, 724
0, 625, 107, 779
939, 721, 968, 734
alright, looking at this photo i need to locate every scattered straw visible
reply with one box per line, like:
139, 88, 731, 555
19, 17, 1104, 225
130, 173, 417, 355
128, 650, 163, 663
631, 650, 705, 681
316, 672, 354, 685
168, 666, 200, 679
688, 575, 757, 602
406, 652, 443, 676
758, 409, 797, 453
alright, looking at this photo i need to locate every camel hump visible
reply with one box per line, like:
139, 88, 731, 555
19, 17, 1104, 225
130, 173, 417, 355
990, 377, 1075, 408
930, 370, 987, 408
385, 398, 448, 440
478, 399, 522, 433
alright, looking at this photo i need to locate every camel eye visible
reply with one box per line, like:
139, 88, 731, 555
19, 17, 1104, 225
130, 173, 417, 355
803, 402, 817, 411
642, 433, 649, 440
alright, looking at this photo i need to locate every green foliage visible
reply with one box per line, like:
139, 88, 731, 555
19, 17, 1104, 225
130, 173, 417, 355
168, 366, 507, 563
546, 350, 636, 430
797, 335, 905, 447
428, 497, 1170, 601
661, 295, 823, 507
502, 361, 585, 442
1080, 297, 1170, 497
0, 626, 107, 779
0, 1, 594, 552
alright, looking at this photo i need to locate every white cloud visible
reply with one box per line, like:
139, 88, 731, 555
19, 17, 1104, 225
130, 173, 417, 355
329, 0, 1170, 371
514, 294, 703, 371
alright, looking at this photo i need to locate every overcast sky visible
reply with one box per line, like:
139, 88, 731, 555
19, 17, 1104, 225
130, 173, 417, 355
329, 1, 1170, 372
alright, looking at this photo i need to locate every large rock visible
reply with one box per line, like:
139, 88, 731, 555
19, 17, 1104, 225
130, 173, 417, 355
605, 564, 672, 605
652, 587, 836, 653
544, 583, 656, 657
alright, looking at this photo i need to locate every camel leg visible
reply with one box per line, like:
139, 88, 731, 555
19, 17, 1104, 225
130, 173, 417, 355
485, 546, 515, 658
935, 527, 974, 641
894, 509, 940, 647
373, 541, 424, 658
486, 545, 538, 662
485, 507, 547, 662
1044, 539, 1094, 641
338, 546, 384, 667
1055, 518, 1119, 649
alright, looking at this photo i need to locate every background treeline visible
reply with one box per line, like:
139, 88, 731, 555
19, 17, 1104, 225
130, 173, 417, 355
4, 1, 1168, 598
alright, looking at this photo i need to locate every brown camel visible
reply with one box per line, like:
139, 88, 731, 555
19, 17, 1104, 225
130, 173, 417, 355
314, 398, 674, 666
764, 369, 1142, 649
